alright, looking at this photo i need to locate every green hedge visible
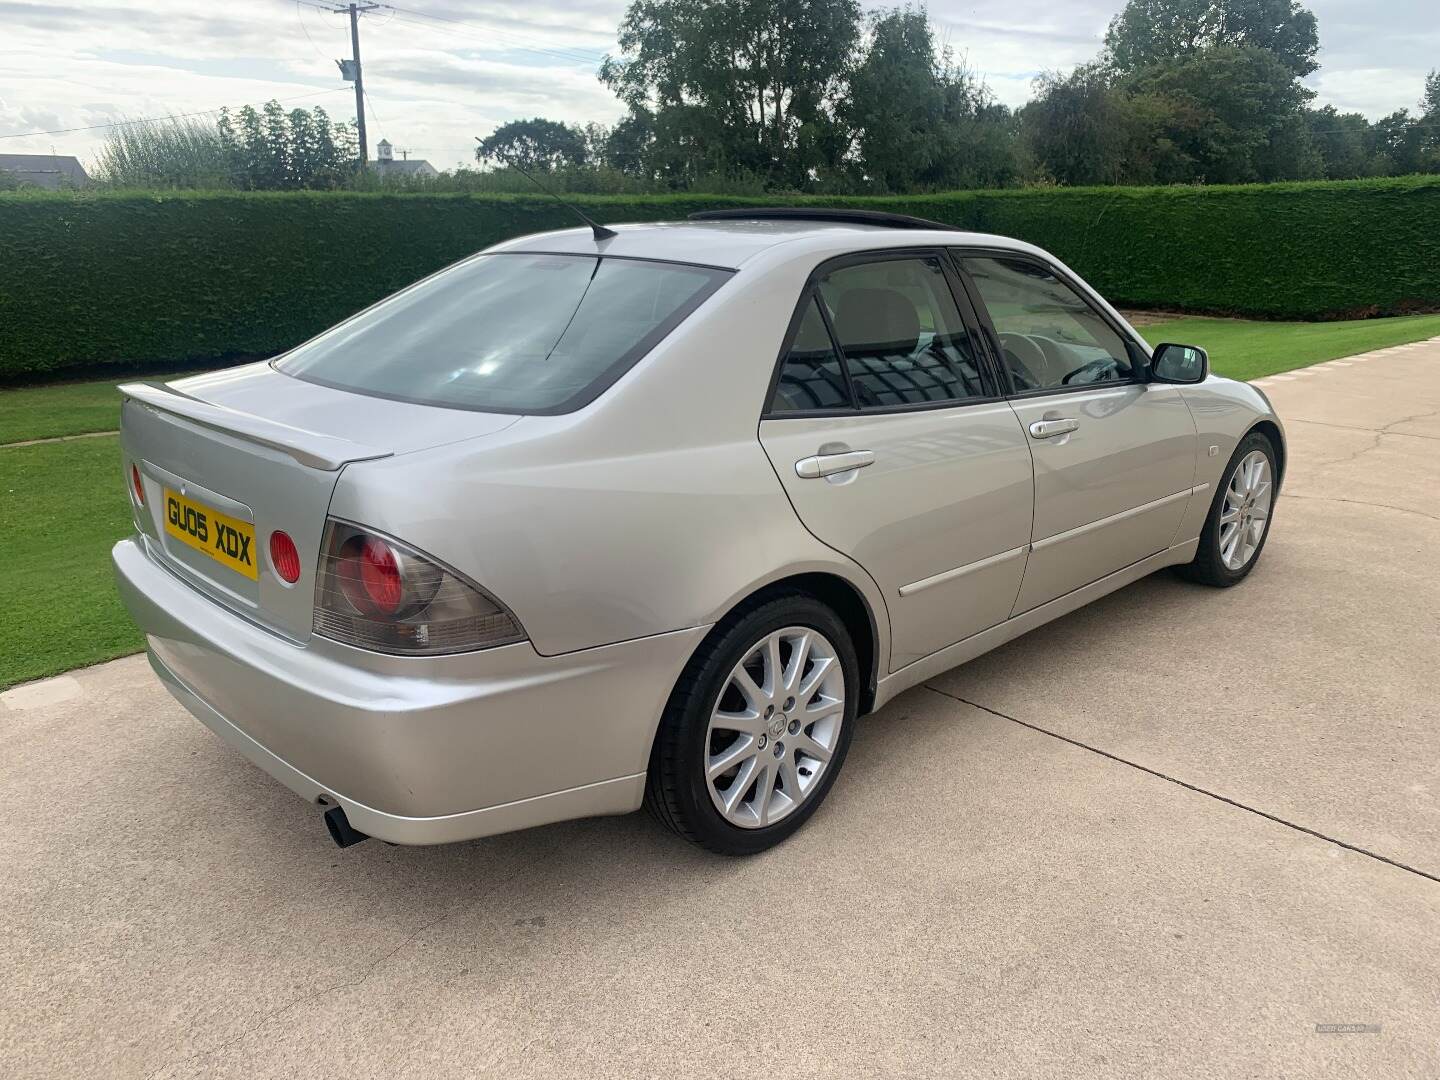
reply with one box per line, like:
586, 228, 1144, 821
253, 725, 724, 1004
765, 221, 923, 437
2, 177, 1438, 379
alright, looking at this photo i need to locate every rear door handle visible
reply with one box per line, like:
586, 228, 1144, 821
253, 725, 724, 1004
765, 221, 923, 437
795, 450, 875, 479
1028, 418, 1079, 440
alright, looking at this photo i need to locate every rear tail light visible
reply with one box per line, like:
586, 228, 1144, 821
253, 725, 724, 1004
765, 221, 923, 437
130, 463, 145, 506
269, 530, 301, 584
312, 521, 526, 655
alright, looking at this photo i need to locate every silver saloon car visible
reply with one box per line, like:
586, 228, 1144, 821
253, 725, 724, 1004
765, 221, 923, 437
114, 209, 1284, 855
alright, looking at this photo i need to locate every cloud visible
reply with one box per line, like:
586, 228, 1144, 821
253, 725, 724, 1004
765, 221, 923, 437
2, 0, 1434, 169
0, 1, 87, 29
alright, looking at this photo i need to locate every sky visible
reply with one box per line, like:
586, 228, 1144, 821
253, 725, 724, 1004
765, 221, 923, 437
1, 0, 1436, 172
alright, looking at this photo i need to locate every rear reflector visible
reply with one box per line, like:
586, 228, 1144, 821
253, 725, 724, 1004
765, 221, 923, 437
130, 463, 145, 506
269, 530, 301, 584
313, 521, 526, 655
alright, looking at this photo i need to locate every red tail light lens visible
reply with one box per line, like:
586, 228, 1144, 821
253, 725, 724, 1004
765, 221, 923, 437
269, 530, 302, 584
314, 521, 526, 655
357, 537, 402, 613
130, 463, 145, 506
334, 534, 414, 617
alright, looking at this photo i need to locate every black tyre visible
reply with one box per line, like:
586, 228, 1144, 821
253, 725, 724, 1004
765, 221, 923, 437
1178, 430, 1278, 587
645, 591, 858, 855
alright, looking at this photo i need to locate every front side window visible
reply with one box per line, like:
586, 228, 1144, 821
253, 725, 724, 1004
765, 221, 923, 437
819, 258, 988, 409
279, 253, 729, 413
961, 256, 1133, 392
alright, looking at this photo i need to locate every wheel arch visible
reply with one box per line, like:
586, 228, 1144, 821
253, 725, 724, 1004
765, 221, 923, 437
769, 571, 881, 718
1247, 419, 1287, 488
688, 569, 885, 721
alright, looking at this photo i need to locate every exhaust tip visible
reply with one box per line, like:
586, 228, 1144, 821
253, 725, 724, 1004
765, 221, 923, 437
324, 805, 370, 848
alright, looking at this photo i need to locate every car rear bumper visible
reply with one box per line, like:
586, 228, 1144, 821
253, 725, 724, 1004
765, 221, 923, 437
113, 537, 707, 845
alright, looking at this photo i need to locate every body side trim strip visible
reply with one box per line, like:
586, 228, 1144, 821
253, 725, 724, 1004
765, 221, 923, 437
1031, 488, 1194, 552
898, 545, 1028, 598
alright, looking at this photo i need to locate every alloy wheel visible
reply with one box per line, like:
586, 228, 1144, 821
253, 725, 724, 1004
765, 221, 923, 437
704, 626, 846, 829
1219, 449, 1273, 570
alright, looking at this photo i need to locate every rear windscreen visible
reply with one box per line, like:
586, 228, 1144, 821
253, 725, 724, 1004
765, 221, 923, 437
277, 253, 731, 414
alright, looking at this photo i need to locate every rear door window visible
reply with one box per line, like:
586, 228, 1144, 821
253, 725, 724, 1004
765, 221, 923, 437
771, 297, 851, 413
279, 253, 730, 414
819, 257, 988, 409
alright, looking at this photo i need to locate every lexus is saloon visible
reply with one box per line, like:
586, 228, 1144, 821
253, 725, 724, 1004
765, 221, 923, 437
114, 209, 1284, 855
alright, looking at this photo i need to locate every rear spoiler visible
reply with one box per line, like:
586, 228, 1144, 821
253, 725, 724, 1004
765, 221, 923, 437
118, 382, 393, 472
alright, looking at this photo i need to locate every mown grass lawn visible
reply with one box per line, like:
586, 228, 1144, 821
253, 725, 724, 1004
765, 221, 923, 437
0, 368, 208, 445
0, 436, 142, 689
2, 310, 1438, 690
1141, 312, 1440, 382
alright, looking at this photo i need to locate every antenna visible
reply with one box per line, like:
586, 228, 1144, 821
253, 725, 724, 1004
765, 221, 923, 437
478, 138, 617, 241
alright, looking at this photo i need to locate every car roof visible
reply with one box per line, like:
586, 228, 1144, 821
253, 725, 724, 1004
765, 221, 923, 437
485, 219, 1038, 271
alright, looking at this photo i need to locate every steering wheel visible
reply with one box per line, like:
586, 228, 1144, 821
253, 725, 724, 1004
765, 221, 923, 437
1062, 358, 1119, 386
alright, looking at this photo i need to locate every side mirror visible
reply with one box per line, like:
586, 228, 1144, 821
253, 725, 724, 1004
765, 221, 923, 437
1150, 342, 1209, 384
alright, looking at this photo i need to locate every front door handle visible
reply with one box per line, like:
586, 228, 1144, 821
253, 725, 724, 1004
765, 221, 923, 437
795, 449, 875, 479
1029, 418, 1079, 440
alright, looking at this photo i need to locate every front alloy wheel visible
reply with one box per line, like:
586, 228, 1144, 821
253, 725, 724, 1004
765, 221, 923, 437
645, 593, 858, 855
1180, 430, 1278, 587
1218, 449, 1273, 571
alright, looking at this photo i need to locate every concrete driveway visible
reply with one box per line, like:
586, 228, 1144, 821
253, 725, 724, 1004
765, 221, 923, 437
4, 339, 1438, 1079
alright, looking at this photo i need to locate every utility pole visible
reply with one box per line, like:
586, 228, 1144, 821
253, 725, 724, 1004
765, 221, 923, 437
331, 2, 379, 168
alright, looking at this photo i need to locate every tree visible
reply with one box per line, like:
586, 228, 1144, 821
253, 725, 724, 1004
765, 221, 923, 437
845, 6, 1016, 191
1371, 109, 1426, 175
1358, 73, 1440, 178
217, 102, 355, 190
1423, 69, 1440, 117
94, 116, 232, 188
1303, 106, 1378, 179
598, 109, 656, 177
600, 0, 861, 186
1105, 0, 1319, 78
1020, 65, 1133, 185
1126, 45, 1316, 182
1018, 65, 1206, 186
1420, 69, 1440, 172
476, 118, 590, 171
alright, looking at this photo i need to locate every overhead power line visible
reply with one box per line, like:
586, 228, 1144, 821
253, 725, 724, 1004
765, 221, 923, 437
294, 0, 340, 64
362, 86, 386, 140
0, 87, 349, 141
295, 1, 382, 165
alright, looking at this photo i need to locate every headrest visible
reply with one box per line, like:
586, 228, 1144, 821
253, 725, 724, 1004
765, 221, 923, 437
831, 288, 921, 356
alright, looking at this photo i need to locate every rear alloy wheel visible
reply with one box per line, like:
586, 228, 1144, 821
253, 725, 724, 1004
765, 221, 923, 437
705, 626, 846, 830
646, 594, 858, 855
1179, 431, 1278, 587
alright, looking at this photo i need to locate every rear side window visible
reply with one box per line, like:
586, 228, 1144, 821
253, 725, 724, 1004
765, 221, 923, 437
961, 256, 1133, 392
771, 298, 849, 413
279, 253, 730, 414
820, 258, 987, 408
767, 255, 990, 414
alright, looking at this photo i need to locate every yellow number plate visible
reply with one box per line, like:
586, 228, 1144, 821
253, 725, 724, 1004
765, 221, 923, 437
163, 488, 258, 580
